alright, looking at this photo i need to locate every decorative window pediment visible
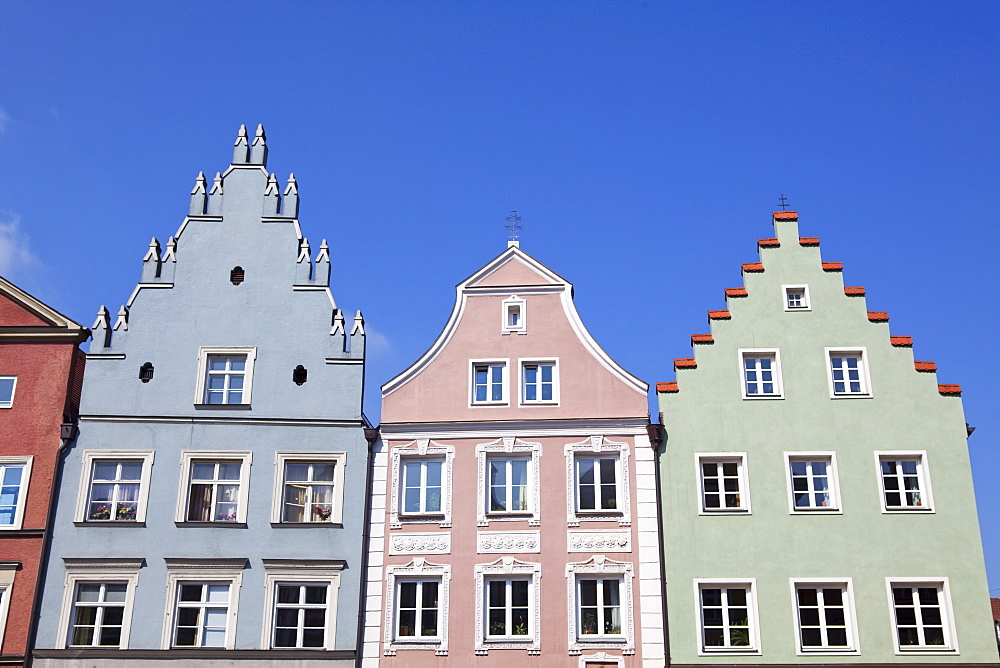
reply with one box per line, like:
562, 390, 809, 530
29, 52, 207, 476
475, 556, 542, 655
390, 440, 455, 529
565, 436, 631, 527
476, 437, 542, 527
565, 556, 635, 655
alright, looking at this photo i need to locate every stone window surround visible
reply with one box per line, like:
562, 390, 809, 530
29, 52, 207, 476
783, 451, 842, 514
56, 558, 143, 650
789, 578, 860, 655
738, 349, 783, 399
825, 347, 873, 398
696, 453, 751, 515
875, 451, 934, 513
174, 451, 253, 525
501, 295, 527, 335
474, 556, 542, 655
270, 451, 347, 525
160, 558, 246, 650
0, 375, 16, 408
470, 359, 510, 406
193, 346, 257, 406
0, 456, 32, 530
782, 284, 811, 311
476, 437, 542, 527
260, 559, 344, 651
389, 440, 455, 529
694, 578, 761, 655
565, 436, 632, 527
884, 577, 958, 653
383, 557, 451, 656
565, 556, 635, 656
74, 450, 155, 524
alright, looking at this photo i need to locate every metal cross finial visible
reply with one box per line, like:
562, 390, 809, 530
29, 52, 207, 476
777, 194, 790, 211
504, 210, 524, 241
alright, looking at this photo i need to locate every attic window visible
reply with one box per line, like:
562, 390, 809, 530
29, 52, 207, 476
230, 267, 245, 285
501, 296, 526, 334
293, 365, 308, 386
139, 363, 154, 383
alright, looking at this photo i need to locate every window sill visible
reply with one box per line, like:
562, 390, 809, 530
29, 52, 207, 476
484, 637, 533, 643
193, 403, 251, 410
399, 514, 446, 520
73, 521, 146, 527
742, 395, 784, 400
271, 522, 343, 528
471, 402, 509, 407
520, 401, 559, 406
575, 510, 623, 516
830, 394, 872, 399
894, 648, 957, 655
791, 508, 842, 514
698, 648, 761, 655
175, 521, 247, 528
881, 507, 934, 514
797, 648, 860, 655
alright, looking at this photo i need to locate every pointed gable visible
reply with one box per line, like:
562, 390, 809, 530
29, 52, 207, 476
0, 291, 51, 326
468, 254, 560, 288
0, 276, 87, 338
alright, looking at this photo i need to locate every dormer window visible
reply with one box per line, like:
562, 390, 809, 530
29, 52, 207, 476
501, 296, 526, 335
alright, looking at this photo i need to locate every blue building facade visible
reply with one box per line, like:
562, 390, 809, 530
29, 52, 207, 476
32, 126, 370, 667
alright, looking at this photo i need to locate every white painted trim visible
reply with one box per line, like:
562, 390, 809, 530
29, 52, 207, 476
783, 451, 842, 514
695, 453, 751, 515
501, 295, 527, 335
260, 569, 341, 650
874, 450, 934, 513
82, 414, 361, 427
788, 578, 860, 655
174, 450, 253, 524
565, 556, 636, 655
884, 577, 958, 654
474, 558, 541, 654
361, 441, 389, 663
737, 348, 784, 400
125, 282, 174, 308
469, 359, 510, 406
476, 438, 542, 527
380, 419, 650, 440
518, 357, 560, 405
0, 376, 17, 409
162, 566, 244, 649
782, 284, 811, 311
270, 451, 347, 525
693, 578, 761, 655
0, 456, 32, 530
74, 450, 155, 523
84, 354, 126, 360
194, 346, 257, 406
0, 275, 87, 331
824, 347, 873, 398
383, 558, 451, 655
565, 436, 632, 527
0, 565, 15, 652
57, 565, 141, 649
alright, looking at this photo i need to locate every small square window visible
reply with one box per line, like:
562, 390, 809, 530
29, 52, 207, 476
826, 349, 871, 397
697, 582, 758, 652
274, 453, 346, 524
471, 361, 508, 405
786, 453, 840, 512
739, 350, 782, 399
877, 452, 932, 512
521, 360, 558, 404
698, 455, 749, 513
175, 451, 252, 524
195, 347, 256, 406
502, 296, 526, 334
783, 285, 810, 311
792, 581, 856, 652
0, 458, 32, 530
575, 456, 620, 513
0, 377, 16, 408
887, 580, 956, 651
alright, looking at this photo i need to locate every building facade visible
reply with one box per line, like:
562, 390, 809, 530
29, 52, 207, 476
32, 126, 369, 667
362, 242, 665, 667
0, 277, 88, 667
656, 210, 997, 666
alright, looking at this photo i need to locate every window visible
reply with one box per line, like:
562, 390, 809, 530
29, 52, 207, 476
475, 558, 541, 652
786, 453, 840, 512
162, 559, 243, 649
273, 452, 346, 524
262, 560, 342, 651
567, 557, 634, 654
175, 451, 252, 524
783, 285, 810, 310
739, 350, 782, 398
887, 579, 956, 652
486, 579, 530, 639
471, 360, 508, 404
698, 455, 749, 513
502, 295, 526, 334
697, 581, 758, 652
401, 459, 443, 515
792, 581, 857, 652
0, 376, 16, 408
194, 347, 256, 405
520, 359, 558, 404
58, 560, 140, 650
488, 457, 530, 515
826, 348, 871, 397
0, 457, 31, 529
877, 452, 932, 511
0, 564, 14, 651
576, 457, 620, 513
75, 451, 154, 524
476, 438, 541, 527
384, 558, 451, 654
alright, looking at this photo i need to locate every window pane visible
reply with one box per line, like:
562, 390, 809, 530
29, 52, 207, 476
104, 584, 128, 603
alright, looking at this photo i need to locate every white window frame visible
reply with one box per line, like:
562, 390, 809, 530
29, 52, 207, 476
56, 559, 142, 650
502, 295, 527, 335
75, 451, 154, 523
694, 579, 761, 654
825, 347, 872, 398
470, 359, 509, 405
789, 579, 859, 654
0, 456, 32, 530
383, 558, 451, 656
271, 452, 347, 525
0, 563, 16, 650
260, 560, 343, 651
475, 557, 541, 653
389, 441, 454, 529
784, 452, 841, 513
782, 284, 811, 311
697, 453, 750, 515
885, 578, 958, 653
476, 438, 541, 527
194, 346, 257, 405
519, 358, 559, 405
174, 451, 252, 524
0, 376, 16, 408
565, 436, 632, 527
161, 560, 245, 650
738, 349, 783, 399
875, 451, 933, 513
566, 556, 635, 654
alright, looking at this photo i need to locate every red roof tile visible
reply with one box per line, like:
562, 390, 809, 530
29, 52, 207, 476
691, 333, 714, 344
773, 211, 798, 220
725, 287, 748, 297
674, 357, 697, 369
938, 384, 962, 394
914, 360, 937, 372
757, 238, 780, 247
822, 261, 843, 271
742, 262, 764, 272
867, 311, 889, 321
708, 309, 732, 320
657, 381, 679, 393
844, 286, 866, 295
991, 598, 1000, 620
890, 335, 913, 346
799, 236, 820, 246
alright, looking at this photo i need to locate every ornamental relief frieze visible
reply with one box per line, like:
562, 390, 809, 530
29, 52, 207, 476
388, 532, 451, 555
567, 530, 631, 553
477, 530, 541, 554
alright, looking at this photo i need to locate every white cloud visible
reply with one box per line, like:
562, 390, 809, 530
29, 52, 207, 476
0, 211, 38, 277
0, 107, 8, 134
363, 323, 392, 354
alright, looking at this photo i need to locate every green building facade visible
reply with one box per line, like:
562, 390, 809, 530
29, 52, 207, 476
656, 211, 997, 666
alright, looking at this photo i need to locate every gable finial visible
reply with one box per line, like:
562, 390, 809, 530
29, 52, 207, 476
207, 172, 224, 215
250, 124, 268, 166
504, 210, 524, 248
189, 171, 207, 215
282, 173, 299, 217
296, 237, 311, 263
777, 194, 790, 211
232, 124, 250, 164
90, 305, 112, 350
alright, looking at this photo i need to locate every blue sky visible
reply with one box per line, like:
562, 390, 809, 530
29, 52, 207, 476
2, 2, 998, 589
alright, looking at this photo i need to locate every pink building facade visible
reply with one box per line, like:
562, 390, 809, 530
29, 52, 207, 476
362, 244, 665, 667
